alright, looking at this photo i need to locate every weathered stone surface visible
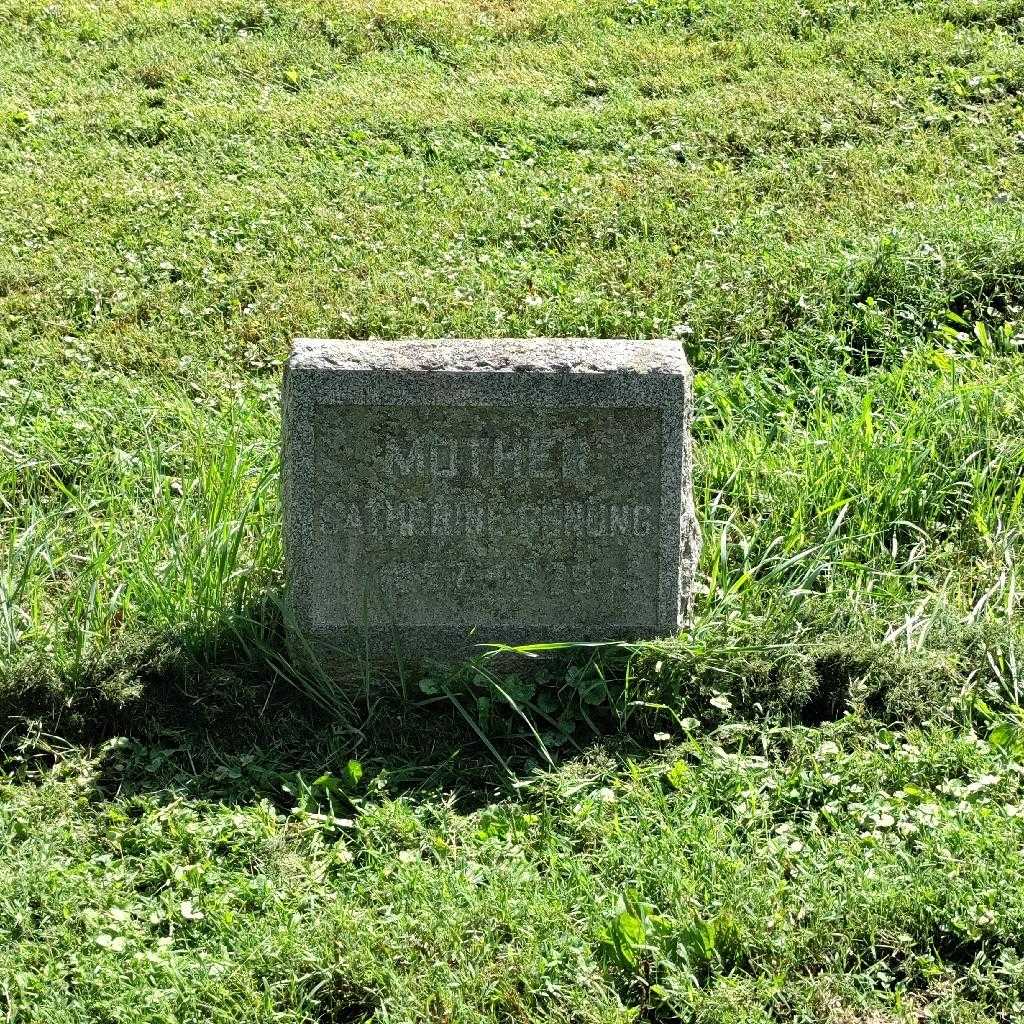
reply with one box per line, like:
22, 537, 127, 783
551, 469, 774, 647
282, 338, 699, 659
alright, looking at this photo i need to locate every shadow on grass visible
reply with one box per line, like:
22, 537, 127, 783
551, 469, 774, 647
3, 592, 995, 810
0, 594, 586, 810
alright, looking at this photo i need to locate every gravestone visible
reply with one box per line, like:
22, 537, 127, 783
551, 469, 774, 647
282, 338, 699, 659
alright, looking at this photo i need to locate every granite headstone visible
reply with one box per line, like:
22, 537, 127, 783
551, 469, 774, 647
282, 338, 699, 658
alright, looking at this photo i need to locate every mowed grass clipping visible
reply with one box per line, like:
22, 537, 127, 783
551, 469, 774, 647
1, 0, 1024, 1021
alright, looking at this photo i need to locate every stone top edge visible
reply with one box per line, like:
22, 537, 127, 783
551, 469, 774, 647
288, 338, 689, 375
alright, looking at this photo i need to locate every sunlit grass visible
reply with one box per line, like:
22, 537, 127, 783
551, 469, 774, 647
1, 0, 1024, 1019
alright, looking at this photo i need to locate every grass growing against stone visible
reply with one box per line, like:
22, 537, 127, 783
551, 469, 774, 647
1, 0, 1024, 1020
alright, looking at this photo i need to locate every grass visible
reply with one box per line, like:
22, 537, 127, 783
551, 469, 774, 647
1, 0, 1024, 1019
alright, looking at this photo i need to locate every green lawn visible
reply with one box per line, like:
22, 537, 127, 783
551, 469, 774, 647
2, 0, 1024, 1020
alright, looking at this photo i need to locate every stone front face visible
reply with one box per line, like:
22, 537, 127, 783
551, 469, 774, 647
282, 338, 699, 658
312, 404, 663, 630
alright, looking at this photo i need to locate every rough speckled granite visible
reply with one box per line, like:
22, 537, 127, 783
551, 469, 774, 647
282, 338, 700, 660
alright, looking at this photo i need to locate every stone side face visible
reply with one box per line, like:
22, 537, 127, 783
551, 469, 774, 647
282, 338, 700, 659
